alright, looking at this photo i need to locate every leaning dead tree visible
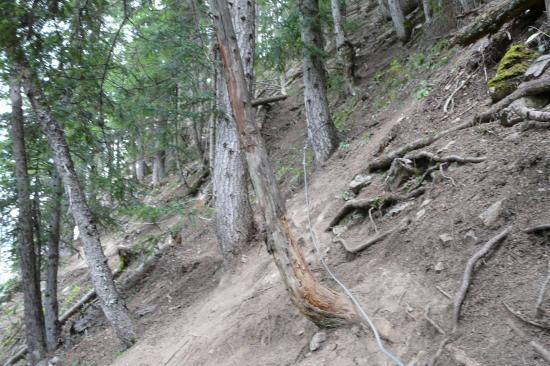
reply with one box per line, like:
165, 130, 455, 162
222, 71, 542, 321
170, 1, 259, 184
209, 0, 356, 326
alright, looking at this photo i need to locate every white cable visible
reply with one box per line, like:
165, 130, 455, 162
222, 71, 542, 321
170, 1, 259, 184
302, 144, 405, 366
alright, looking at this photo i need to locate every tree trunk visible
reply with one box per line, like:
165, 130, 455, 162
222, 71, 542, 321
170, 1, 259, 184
388, 0, 410, 42
9, 75, 47, 364
209, 0, 356, 327
152, 150, 165, 186
44, 170, 62, 352
135, 135, 146, 183
12, 55, 137, 348
299, 0, 340, 164
330, 0, 356, 96
212, 0, 255, 261
422, 0, 432, 24
547, 0, 550, 22
459, 0, 474, 12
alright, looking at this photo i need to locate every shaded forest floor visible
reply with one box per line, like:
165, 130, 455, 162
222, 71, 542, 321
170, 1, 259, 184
1, 0, 549, 365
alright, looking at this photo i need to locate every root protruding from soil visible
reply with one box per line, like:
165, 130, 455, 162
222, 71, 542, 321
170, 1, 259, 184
326, 188, 424, 230
452, 226, 512, 331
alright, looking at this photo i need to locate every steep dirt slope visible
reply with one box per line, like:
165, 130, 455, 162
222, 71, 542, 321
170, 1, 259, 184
2, 1, 549, 365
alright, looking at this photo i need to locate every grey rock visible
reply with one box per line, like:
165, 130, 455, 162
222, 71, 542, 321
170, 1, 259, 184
479, 200, 504, 227
434, 262, 444, 273
464, 230, 478, 245
416, 209, 426, 220
309, 331, 327, 352
439, 233, 453, 243
388, 201, 413, 216
349, 174, 372, 193
525, 55, 550, 79
420, 199, 432, 208
332, 225, 348, 236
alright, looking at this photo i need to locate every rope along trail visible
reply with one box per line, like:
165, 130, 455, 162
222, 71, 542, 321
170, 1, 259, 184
302, 144, 405, 366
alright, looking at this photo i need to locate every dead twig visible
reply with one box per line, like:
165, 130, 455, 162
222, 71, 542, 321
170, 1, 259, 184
443, 74, 474, 113
452, 226, 512, 330
435, 285, 452, 300
439, 163, 457, 187
424, 305, 446, 335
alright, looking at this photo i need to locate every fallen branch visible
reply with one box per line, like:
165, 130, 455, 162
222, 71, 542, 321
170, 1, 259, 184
503, 302, 550, 330
476, 77, 550, 123
251, 94, 288, 107
535, 262, 550, 318
452, 226, 512, 330
326, 188, 424, 230
443, 74, 474, 113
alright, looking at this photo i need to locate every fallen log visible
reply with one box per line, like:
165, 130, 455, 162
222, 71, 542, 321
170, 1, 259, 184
451, 0, 544, 46
251, 94, 288, 107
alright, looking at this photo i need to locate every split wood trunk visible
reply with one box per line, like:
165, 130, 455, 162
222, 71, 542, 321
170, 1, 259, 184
212, 0, 255, 261
299, 0, 340, 164
209, 0, 356, 327
9, 75, 47, 364
12, 55, 137, 348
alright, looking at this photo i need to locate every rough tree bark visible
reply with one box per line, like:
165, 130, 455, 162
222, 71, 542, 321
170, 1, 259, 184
212, 0, 255, 260
9, 75, 47, 364
209, 0, 356, 327
299, 0, 340, 164
330, 0, 356, 95
11, 53, 137, 347
422, 0, 432, 24
388, 0, 410, 42
152, 150, 165, 186
44, 170, 62, 352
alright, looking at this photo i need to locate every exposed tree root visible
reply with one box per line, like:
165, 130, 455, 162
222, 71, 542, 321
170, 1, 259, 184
385, 151, 486, 191
503, 302, 550, 330
326, 188, 424, 230
531, 341, 550, 363
367, 120, 476, 172
535, 262, 550, 318
476, 77, 550, 123
524, 223, 550, 233
510, 100, 550, 122
333, 218, 410, 253
452, 226, 512, 331
426, 337, 450, 366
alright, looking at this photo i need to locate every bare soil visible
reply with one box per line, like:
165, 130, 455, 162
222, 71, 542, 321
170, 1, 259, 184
1, 1, 549, 365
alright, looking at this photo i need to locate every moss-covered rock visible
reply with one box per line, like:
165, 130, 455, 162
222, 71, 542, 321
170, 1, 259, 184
488, 44, 537, 102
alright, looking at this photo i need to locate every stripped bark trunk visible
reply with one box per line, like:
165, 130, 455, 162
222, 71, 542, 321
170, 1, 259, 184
9, 75, 47, 364
330, 0, 356, 95
212, 0, 255, 261
209, 0, 356, 327
299, 0, 340, 164
388, 0, 410, 42
11, 54, 137, 347
44, 170, 62, 352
